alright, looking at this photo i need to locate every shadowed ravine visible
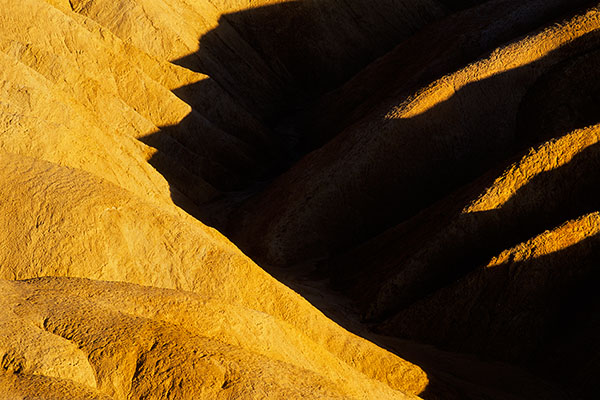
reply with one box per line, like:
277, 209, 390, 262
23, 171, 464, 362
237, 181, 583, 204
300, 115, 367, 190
131, 1, 600, 399
1, 0, 599, 399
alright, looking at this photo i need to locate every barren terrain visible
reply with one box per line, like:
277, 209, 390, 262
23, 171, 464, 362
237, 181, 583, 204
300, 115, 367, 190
1, 0, 599, 399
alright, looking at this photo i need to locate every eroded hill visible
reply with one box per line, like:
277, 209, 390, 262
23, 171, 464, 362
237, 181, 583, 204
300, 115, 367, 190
1, 0, 599, 399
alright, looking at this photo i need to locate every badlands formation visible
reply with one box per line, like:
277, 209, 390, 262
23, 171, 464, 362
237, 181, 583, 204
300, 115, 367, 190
0, 0, 599, 399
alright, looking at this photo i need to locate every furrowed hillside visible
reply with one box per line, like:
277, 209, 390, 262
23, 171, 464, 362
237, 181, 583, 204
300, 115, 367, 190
1, 0, 599, 399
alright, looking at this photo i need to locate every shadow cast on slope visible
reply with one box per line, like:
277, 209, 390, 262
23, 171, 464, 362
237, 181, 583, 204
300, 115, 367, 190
227, 29, 600, 276
386, 231, 600, 399
516, 47, 600, 143
344, 139, 600, 322
300, 0, 596, 151
171, 0, 447, 121
137, 0, 449, 226
358, 31, 600, 247
142, 13, 600, 329
437, 0, 492, 10
312, 31, 600, 397
135, 5, 600, 400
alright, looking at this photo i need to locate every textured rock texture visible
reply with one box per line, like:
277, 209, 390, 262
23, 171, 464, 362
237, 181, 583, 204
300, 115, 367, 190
0, 0, 438, 398
0, 277, 424, 399
224, 1, 600, 398
1, 0, 599, 398
233, 4, 600, 267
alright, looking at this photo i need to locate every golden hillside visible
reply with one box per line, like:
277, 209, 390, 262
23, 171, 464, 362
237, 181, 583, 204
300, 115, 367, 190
1, 0, 599, 399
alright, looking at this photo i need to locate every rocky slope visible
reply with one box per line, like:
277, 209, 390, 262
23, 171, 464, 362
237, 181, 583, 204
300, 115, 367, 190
0, 0, 438, 398
1, 0, 599, 398
66, 0, 445, 118
233, 4, 600, 266
300, 0, 593, 150
226, 0, 600, 398
1, 276, 425, 399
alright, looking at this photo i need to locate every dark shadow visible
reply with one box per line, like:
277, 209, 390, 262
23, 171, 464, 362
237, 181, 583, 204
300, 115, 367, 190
171, 0, 447, 122
228, 28, 600, 275
139, 0, 452, 226
324, 39, 600, 393
334, 138, 600, 320
381, 231, 600, 399
278, 28, 600, 397
137, 87, 280, 227
317, 136, 600, 400
516, 48, 600, 144
438, 0, 492, 10
132, 3, 600, 399
299, 0, 596, 151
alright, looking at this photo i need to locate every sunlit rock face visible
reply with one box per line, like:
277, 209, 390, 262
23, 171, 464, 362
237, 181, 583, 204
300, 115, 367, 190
1, 0, 599, 399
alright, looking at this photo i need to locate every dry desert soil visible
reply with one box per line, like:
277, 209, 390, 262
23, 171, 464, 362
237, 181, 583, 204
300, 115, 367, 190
1, 0, 599, 399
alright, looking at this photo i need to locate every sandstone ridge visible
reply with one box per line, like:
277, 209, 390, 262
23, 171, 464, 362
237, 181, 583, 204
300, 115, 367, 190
1, 0, 599, 399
